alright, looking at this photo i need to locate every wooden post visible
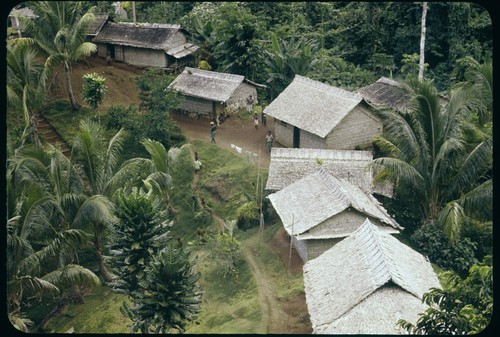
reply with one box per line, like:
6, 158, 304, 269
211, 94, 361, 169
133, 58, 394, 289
288, 214, 294, 273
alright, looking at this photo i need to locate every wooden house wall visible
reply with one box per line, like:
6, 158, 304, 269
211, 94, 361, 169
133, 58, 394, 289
309, 210, 386, 239
225, 83, 257, 115
178, 96, 213, 116
274, 121, 294, 147
326, 106, 382, 150
299, 128, 327, 149
96, 43, 107, 58
123, 47, 167, 68
304, 238, 343, 261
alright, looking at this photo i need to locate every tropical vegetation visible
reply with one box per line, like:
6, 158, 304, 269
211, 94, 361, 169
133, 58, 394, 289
6, 1, 493, 335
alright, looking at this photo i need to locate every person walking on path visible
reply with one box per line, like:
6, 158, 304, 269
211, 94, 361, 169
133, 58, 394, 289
194, 151, 201, 174
210, 121, 217, 143
261, 112, 267, 127
253, 113, 259, 130
265, 130, 274, 153
194, 158, 202, 174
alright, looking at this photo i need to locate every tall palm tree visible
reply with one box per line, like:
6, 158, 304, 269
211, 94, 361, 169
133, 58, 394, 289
6, 38, 50, 147
372, 78, 492, 241
24, 1, 96, 110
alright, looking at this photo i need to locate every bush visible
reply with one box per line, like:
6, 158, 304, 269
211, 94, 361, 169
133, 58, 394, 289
411, 221, 478, 276
236, 201, 259, 230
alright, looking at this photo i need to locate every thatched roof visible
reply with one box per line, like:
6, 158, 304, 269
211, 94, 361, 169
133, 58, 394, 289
9, 6, 37, 19
168, 67, 252, 103
265, 147, 373, 193
357, 77, 411, 112
166, 43, 199, 59
267, 168, 401, 239
303, 219, 441, 334
86, 14, 110, 37
92, 22, 185, 51
263, 75, 367, 138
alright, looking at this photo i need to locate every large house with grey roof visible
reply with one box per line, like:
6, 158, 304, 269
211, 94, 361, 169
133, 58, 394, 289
303, 219, 441, 334
92, 22, 199, 71
168, 67, 261, 119
267, 168, 402, 261
264, 75, 383, 150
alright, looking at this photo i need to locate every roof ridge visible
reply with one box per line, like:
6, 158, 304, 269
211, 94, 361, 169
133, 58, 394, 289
294, 75, 363, 102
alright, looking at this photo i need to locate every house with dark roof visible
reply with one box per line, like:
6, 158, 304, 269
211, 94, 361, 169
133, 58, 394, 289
264, 75, 383, 150
92, 22, 199, 71
168, 67, 262, 119
267, 168, 402, 261
357, 76, 412, 112
303, 219, 441, 334
85, 13, 111, 41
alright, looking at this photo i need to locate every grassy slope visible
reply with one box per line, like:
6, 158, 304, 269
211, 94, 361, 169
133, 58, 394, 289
42, 136, 304, 334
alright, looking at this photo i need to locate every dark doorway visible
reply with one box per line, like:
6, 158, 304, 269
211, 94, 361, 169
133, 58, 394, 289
293, 126, 300, 148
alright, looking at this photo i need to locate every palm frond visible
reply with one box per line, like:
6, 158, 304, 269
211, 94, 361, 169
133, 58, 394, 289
437, 201, 465, 243
42, 264, 101, 294
456, 180, 492, 221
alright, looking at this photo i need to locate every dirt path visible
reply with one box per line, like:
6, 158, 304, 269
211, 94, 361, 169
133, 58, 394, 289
242, 240, 288, 334
172, 112, 280, 169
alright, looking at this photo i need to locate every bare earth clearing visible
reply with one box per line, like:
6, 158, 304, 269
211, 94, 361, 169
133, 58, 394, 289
48, 56, 311, 334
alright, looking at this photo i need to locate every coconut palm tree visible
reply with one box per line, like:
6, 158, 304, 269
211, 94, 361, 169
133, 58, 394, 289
264, 33, 319, 98
6, 38, 50, 147
7, 143, 117, 283
372, 78, 492, 242
24, 1, 96, 110
6, 148, 102, 331
111, 139, 188, 214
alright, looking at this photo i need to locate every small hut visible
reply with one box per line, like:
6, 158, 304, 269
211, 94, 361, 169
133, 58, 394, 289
303, 219, 441, 334
168, 67, 261, 119
357, 76, 411, 112
92, 22, 199, 71
8, 6, 37, 38
267, 168, 402, 262
264, 75, 382, 150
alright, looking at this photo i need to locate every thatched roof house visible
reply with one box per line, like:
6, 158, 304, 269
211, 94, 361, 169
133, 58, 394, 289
85, 13, 111, 40
357, 77, 411, 112
267, 168, 401, 261
303, 219, 441, 334
265, 147, 393, 197
168, 67, 260, 119
7, 6, 37, 37
264, 75, 382, 150
92, 22, 199, 70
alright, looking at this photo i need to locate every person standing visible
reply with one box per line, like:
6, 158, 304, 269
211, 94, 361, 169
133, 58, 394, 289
210, 122, 217, 143
194, 158, 202, 174
261, 112, 267, 127
265, 131, 274, 153
246, 95, 254, 114
253, 113, 259, 130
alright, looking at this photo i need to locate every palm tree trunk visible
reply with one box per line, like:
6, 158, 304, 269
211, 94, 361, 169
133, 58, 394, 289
64, 61, 80, 110
94, 236, 114, 282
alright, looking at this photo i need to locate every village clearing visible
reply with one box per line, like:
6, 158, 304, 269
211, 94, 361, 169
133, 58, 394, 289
41, 56, 311, 333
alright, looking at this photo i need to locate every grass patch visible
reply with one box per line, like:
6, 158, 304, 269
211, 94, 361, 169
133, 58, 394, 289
40, 286, 131, 333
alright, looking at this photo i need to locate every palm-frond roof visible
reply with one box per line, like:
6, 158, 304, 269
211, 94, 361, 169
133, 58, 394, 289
357, 77, 411, 112
264, 75, 367, 138
168, 67, 254, 103
303, 219, 441, 334
267, 168, 401, 238
265, 147, 373, 193
92, 22, 185, 51
86, 13, 111, 37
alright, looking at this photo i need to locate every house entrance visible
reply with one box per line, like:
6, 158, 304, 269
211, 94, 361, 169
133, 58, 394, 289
293, 126, 300, 148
